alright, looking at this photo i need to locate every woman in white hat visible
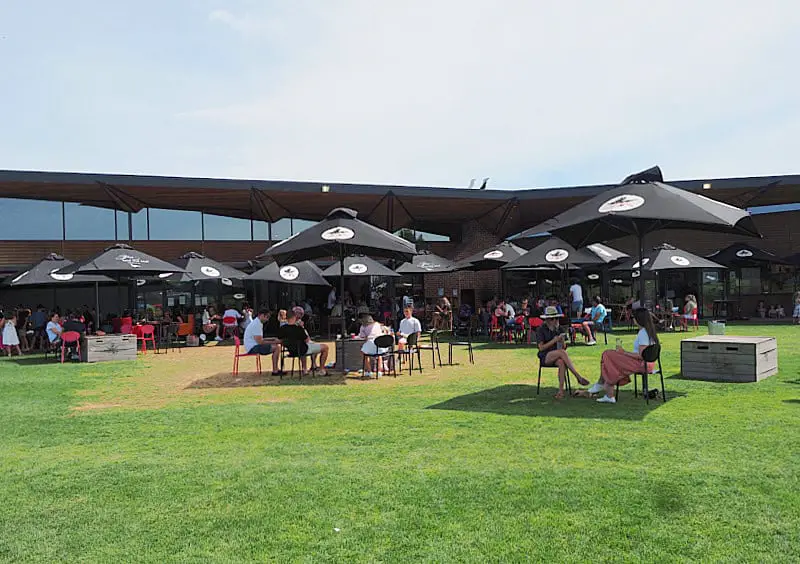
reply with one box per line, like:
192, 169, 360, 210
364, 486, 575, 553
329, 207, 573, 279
536, 306, 589, 399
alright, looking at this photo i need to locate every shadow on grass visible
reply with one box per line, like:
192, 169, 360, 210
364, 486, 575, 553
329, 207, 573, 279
427, 384, 678, 420
8, 356, 63, 366
187, 371, 347, 389
783, 399, 800, 405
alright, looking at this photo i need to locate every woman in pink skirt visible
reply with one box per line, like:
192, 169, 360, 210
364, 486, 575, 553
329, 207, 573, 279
588, 308, 658, 404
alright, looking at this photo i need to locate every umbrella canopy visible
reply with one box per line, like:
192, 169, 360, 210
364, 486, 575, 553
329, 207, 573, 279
583, 243, 629, 264
396, 252, 456, 274
261, 207, 416, 264
612, 244, 726, 272
502, 237, 606, 270
783, 252, 800, 267
247, 261, 330, 286
517, 166, 760, 245
322, 256, 400, 278
165, 251, 248, 282
3, 253, 114, 287
455, 241, 527, 271
58, 243, 184, 277
707, 243, 788, 267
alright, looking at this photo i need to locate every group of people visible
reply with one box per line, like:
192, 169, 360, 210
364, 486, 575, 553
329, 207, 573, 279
0, 305, 91, 357
352, 306, 423, 377
536, 305, 658, 403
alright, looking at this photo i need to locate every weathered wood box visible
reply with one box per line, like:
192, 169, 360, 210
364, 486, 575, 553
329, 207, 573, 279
680, 335, 777, 382
81, 334, 137, 363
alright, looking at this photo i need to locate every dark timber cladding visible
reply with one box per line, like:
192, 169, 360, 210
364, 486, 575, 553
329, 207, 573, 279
0, 169, 798, 239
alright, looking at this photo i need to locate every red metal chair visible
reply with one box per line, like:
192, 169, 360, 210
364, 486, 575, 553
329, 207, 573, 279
232, 336, 262, 376
221, 316, 238, 339
137, 324, 156, 354
60, 331, 82, 363
490, 315, 502, 341
527, 317, 543, 344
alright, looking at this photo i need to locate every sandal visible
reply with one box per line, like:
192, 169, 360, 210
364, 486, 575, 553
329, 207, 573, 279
553, 391, 565, 400
576, 376, 590, 386
318, 368, 328, 376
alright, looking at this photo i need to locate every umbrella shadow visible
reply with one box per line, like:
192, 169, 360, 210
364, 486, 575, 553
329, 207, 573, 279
427, 384, 676, 420
187, 371, 347, 389
783, 399, 800, 405
6, 356, 61, 366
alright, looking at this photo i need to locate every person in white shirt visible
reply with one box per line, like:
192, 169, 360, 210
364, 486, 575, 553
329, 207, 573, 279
327, 288, 336, 311
222, 305, 242, 336
396, 307, 422, 346
587, 308, 658, 404
202, 307, 222, 341
569, 279, 584, 318
46, 312, 62, 344
243, 308, 284, 375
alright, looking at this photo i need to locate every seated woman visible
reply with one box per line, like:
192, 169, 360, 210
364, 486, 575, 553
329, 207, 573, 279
201, 307, 221, 341
536, 306, 589, 399
588, 308, 658, 404
357, 315, 389, 377
277, 309, 288, 327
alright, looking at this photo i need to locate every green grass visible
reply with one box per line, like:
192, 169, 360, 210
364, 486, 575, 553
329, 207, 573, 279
1, 325, 799, 562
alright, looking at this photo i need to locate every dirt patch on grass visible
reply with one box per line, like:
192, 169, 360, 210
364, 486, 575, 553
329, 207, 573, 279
188, 371, 346, 389
72, 402, 123, 411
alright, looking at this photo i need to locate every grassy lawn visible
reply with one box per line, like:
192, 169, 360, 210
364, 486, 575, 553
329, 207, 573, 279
1, 324, 798, 562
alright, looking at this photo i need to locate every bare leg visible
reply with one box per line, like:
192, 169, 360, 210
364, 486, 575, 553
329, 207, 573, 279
319, 344, 329, 367
556, 359, 566, 396
550, 350, 587, 385
271, 345, 281, 372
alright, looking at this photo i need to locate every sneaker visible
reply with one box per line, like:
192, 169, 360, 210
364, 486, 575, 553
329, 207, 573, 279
587, 340, 597, 346
597, 395, 616, 404
377, 371, 384, 378
364, 371, 373, 378
587, 382, 604, 394
215, 336, 223, 342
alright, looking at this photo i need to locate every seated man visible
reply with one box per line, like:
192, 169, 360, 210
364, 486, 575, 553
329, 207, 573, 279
495, 299, 516, 327
536, 306, 589, 399
279, 311, 329, 375
63, 312, 86, 360
396, 307, 422, 348
243, 308, 284, 376
46, 312, 63, 347
587, 296, 607, 344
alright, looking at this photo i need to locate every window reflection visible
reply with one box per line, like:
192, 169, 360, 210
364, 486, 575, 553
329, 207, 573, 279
203, 214, 252, 241
64, 204, 115, 240
148, 209, 203, 240
0, 198, 62, 239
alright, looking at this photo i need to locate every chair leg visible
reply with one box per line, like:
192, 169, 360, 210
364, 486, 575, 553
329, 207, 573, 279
659, 359, 666, 401
435, 342, 442, 367
468, 343, 474, 364
416, 348, 423, 373
256, 355, 262, 375
634, 373, 638, 398
643, 373, 649, 404
537, 365, 542, 395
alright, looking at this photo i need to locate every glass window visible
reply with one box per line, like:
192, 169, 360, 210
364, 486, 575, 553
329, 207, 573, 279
740, 267, 761, 295
271, 218, 292, 240
64, 203, 115, 240
252, 221, 270, 241
0, 198, 62, 239
203, 214, 252, 241
292, 219, 317, 235
131, 210, 148, 240
148, 209, 203, 240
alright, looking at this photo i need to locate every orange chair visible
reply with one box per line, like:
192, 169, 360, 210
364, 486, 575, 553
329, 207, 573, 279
61, 331, 82, 363
137, 324, 157, 354
232, 336, 261, 376
221, 316, 238, 339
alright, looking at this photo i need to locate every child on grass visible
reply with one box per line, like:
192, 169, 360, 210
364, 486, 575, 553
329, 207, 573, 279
2, 312, 22, 356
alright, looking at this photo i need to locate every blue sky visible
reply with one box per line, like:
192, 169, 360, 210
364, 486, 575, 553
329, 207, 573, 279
1, 1, 799, 191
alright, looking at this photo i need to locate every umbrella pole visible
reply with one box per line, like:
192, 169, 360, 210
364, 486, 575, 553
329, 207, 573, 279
95, 281, 100, 334
638, 235, 645, 307
340, 245, 347, 372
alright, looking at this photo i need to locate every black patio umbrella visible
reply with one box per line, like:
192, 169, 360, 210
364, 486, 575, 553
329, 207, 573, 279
707, 243, 788, 267
3, 253, 112, 287
260, 208, 416, 371
247, 261, 330, 286
322, 256, 400, 278
612, 243, 726, 272
583, 243, 629, 264
166, 251, 248, 282
517, 166, 760, 297
502, 237, 606, 270
396, 252, 456, 274
455, 241, 527, 271
57, 244, 185, 318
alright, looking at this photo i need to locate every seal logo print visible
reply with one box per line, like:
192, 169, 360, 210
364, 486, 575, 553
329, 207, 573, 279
545, 249, 569, 263
115, 254, 150, 268
598, 194, 645, 213
49, 269, 74, 281
321, 226, 355, 241
483, 250, 504, 260
279, 266, 300, 280
736, 249, 753, 258
348, 263, 368, 274
670, 256, 691, 266
200, 266, 221, 277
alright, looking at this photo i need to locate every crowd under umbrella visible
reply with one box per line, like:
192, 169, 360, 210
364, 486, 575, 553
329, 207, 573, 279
395, 251, 456, 274
56, 243, 185, 320
322, 255, 400, 278
455, 240, 527, 271
246, 260, 330, 309
517, 166, 760, 299
260, 207, 416, 371
164, 252, 248, 310
502, 237, 607, 270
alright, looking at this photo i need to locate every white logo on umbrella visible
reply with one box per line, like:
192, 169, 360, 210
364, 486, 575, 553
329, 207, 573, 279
115, 254, 150, 268
158, 272, 173, 279
11, 271, 29, 284
612, 278, 624, 284
321, 226, 355, 241
632, 258, 650, 268
221, 278, 233, 286
736, 249, 753, 258
348, 263, 368, 274
588, 244, 613, 257
588, 273, 600, 280
545, 249, 569, 263
233, 293, 245, 299
136, 279, 146, 286
49, 269, 74, 281
670, 255, 691, 266
279, 266, 300, 280
632, 270, 641, 278
200, 265, 220, 277
598, 194, 645, 213
418, 261, 441, 271
483, 250, 504, 259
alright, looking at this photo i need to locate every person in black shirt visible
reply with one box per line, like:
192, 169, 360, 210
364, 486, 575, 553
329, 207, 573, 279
536, 306, 588, 399
62, 312, 86, 361
278, 311, 329, 375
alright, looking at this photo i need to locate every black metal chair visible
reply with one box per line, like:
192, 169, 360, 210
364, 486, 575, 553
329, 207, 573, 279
396, 332, 423, 375
281, 340, 316, 380
615, 343, 666, 403
417, 330, 443, 368
594, 315, 612, 345
448, 327, 474, 365
536, 357, 572, 395
362, 334, 397, 378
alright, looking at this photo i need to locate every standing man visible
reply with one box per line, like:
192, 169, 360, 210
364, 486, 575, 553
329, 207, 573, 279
243, 308, 284, 376
569, 279, 584, 318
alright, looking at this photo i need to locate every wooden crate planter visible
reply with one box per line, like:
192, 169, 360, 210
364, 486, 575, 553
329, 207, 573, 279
82, 335, 138, 363
680, 335, 778, 382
